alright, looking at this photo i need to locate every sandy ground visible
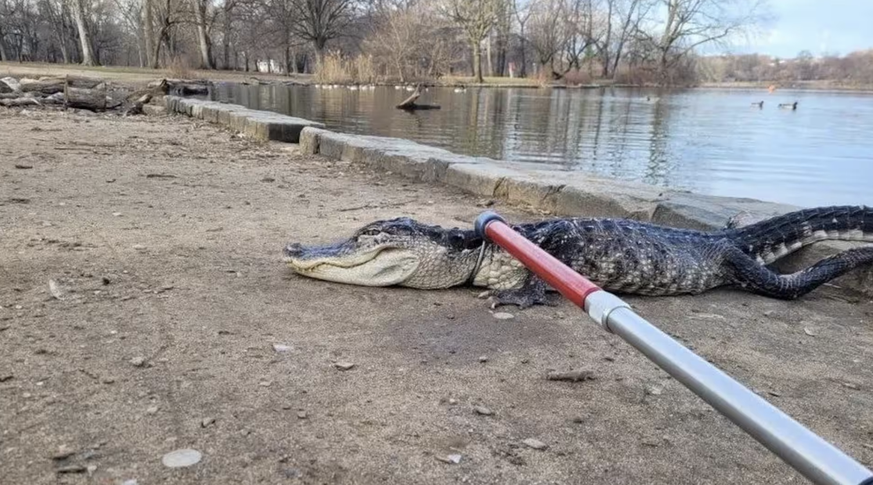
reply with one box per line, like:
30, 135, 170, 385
1, 107, 873, 485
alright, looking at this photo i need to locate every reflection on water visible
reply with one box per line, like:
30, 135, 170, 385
211, 83, 873, 208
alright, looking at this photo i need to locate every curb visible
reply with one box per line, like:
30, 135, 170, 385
165, 96, 872, 296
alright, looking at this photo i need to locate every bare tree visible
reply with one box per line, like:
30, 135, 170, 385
636, 0, 768, 83
191, 0, 213, 68
441, 0, 501, 83
70, 0, 98, 65
511, 0, 533, 76
526, 0, 566, 78
291, 0, 357, 65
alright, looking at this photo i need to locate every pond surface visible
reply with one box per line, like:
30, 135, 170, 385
210, 83, 873, 208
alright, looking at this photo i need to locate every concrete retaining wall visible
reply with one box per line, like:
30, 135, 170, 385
166, 96, 872, 296
164, 96, 324, 143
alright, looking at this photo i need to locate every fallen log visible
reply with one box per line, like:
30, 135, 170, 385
0, 92, 25, 99
1, 77, 21, 93
0, 77, 15, 94
396, 86, 422, 109
19, 77, 66, 95
395, 84, 441, 111
122, 93, 153, 116
43, 92, 66, 105
65, 75, 106, 89
0, 97, 42, 107
64, 85, 107, 111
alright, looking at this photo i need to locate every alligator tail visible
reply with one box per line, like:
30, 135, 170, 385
730, 205, 873, 264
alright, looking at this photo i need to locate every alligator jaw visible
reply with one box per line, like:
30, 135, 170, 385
283, 242, 422, 287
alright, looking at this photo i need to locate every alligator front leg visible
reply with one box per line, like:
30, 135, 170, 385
486, 275, 556, 309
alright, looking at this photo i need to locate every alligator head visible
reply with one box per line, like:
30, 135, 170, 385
283, 218, 485, 289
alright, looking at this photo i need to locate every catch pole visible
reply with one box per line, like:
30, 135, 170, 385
474, 211, 873, 485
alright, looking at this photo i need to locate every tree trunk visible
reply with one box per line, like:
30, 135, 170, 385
142, 0, 156, 67
472, 41, 483, 83
64, 77, 108, 111
71, 0, 98, 66
518, 26, 526, 77
193, 0, 213, 69
601, 0, 613, 78
19, 77, 66, 94
0, 35, 7, 62
313, 38, 326, 68
486, 36, 493, 77
222, 5, 231, 69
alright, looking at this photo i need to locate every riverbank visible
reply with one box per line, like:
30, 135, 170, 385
2, 105, 873, 484
8, 62, 873, 93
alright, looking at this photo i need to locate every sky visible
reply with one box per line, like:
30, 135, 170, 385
727, 0, 873, 58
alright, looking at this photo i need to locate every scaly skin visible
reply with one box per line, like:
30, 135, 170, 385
283, 205, 873, 309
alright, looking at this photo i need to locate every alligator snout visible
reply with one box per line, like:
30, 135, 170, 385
283, 242, 305, 259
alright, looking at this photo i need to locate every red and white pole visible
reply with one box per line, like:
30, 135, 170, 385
475, 211, 873, 485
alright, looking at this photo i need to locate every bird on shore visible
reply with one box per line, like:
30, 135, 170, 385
779, 101, 798, 110
751, 100, 764, 108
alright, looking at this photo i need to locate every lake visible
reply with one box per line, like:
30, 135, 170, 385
210, 83, 873, 208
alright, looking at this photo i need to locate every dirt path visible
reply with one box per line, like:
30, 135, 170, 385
1, 108, 872, 485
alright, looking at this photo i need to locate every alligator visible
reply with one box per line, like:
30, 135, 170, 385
282, 205, 873, 309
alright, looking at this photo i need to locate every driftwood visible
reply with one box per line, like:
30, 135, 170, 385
64, 76, 108, 111
19, 77, 66, 95
122, 94, 153, 116
0, 97, 42, 107
148, 78, 209, 96
0, 92, 24, 99
395, 84, 440, 111
65, 75, 106, 89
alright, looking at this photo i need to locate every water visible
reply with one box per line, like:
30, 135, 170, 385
210, 83, 873, 208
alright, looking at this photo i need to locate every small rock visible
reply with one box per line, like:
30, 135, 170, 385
129, 356, 146, 367
436, 454, 462, 464
161, 448, 202, 468
201, 417, 216, 428
121, 480, 138, 485
56, 464, 87, 474
261, 177, 275, 183
334, 362, 355, 371
803, 327, 816, 336
86, 464, 97, 475
0, 373, 13, 382
259, 381, 271, 387
297, 411, 307, 420
768, 390, 782, 397
448, 398, 457, 405
493, 312, 515, 320
112, 212, 123, 217
478, 356, 488, 363
522, 438, 548, 450
14, 164, 33, 170
102, 377, 116, 384
146, 405, 159, 415
646, 386, 663, 396
132, 244, 146, 251
272, 343, 291, 353
48, 279, 64, 300
52, 445, 76, 460
843, 382, 861, 390
473, 406, 493, 416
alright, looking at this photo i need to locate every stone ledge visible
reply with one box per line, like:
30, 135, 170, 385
164, 96, 324, 143
172, 101, 872, 296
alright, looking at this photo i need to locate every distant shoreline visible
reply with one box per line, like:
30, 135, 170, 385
4, 61, 873, 94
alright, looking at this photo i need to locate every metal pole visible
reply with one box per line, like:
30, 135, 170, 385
474, 211, 873, 485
